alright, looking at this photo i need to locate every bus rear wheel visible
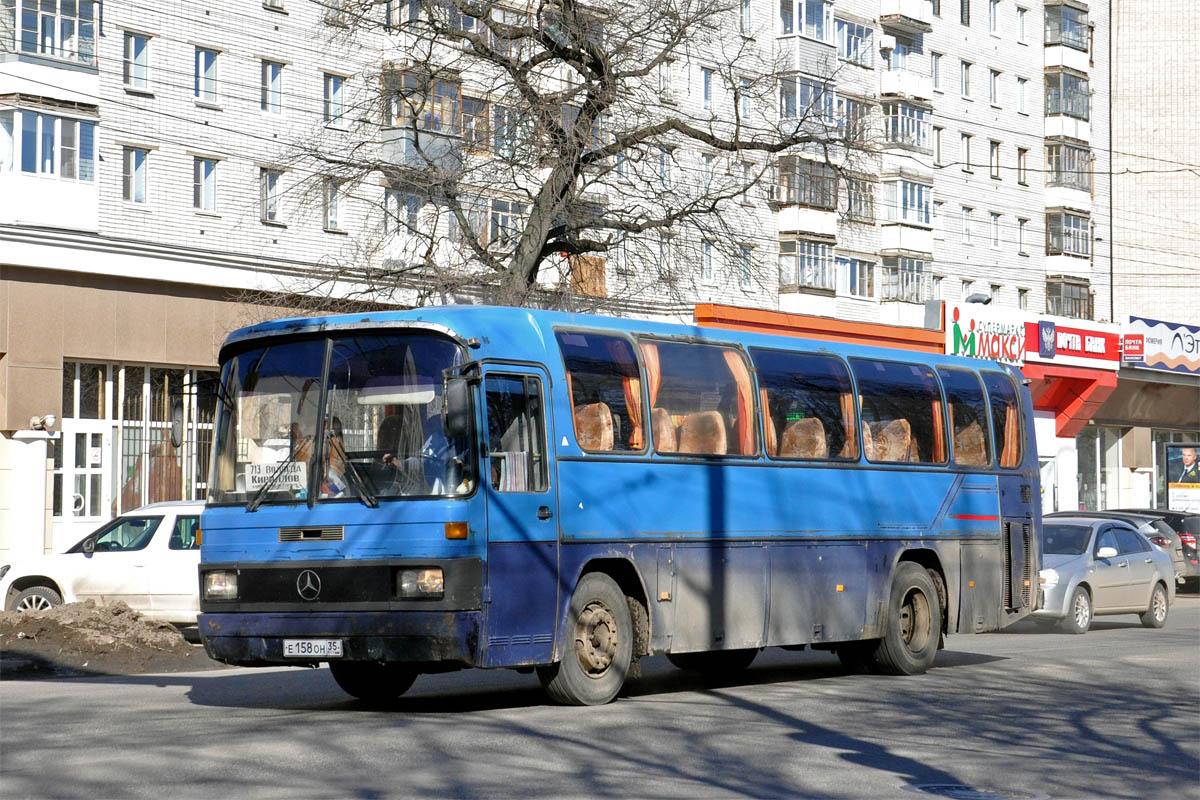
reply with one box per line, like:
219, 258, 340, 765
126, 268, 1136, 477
871, 562, 942, 676
667, 648, 759, 676
328, 661, 418, 703
537, 572, 632, 706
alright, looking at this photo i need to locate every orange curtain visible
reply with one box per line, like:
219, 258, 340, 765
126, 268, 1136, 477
608, 340, 644, 449
931, 398, 947, 463
840, 392, 858, 458
1001, 404, 1020, 467
760, 388, 777, 457
641, 342, 662, 408
722, 350, 755, 455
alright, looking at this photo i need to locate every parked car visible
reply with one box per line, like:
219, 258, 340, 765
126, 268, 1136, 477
1034, 516, 1175, 634
1112, 508, 1200, 585
0, 501, 204, 625
1045, 510, 1186, 585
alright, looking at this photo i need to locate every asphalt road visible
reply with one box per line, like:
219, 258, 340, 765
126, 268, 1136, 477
3, 596, 1198, 800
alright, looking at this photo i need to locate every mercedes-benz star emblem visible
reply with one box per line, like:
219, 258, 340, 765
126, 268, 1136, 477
296, 569, 322, 601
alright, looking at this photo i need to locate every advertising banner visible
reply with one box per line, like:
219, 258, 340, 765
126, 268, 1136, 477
1166, 443, 1200, 513
1125, 316, 1200, 375
945, 303, 1027, 366
1023, 316, 1121, 371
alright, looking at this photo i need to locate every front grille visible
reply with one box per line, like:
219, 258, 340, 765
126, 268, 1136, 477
1002, 522, 1013, 608
1020, 485, 1032, 504
279, 525, 344, 542
1022, 523, 1034, 608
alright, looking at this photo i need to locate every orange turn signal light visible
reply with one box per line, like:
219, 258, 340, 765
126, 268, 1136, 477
444, 522, 469, 540
195, 529, 202, 546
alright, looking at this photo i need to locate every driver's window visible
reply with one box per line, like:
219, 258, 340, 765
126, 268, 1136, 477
95, 517, 162, 552
1095, 529, 1118, 555
1115, 528, 1148, 555
485, 374, 548, 493
168, 516, 200, 550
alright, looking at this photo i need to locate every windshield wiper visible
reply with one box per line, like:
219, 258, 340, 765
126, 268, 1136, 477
341, 458, 379, 508
246, 446, 304, 512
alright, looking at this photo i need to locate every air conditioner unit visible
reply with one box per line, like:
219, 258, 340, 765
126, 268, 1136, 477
879, 34, 897, 52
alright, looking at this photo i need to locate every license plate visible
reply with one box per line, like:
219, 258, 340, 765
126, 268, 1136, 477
282, 639, 343, 658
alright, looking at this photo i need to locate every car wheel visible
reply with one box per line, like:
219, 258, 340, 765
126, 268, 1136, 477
1140, 583, 1169, 629
537, 572, 633, 705
328, 661, 418, 703
869, 562, 942, 676
1059, 587, 1092, 634
10, 586, 62, 613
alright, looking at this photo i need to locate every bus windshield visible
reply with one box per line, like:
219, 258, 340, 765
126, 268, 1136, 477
209, 332, 469, 506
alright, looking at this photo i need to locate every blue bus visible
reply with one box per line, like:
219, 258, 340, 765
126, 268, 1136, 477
197, 305, 1040, 705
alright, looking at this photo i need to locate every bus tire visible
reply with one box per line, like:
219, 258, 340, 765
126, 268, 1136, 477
537, 572, 632, 706
667, 648, 759, 676
871, 562, 942, 676
328, 661, 418, 703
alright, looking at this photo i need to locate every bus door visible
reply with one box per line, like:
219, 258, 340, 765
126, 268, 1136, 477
478, 367, 559, 667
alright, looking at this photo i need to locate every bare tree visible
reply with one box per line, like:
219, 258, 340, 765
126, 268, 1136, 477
277, 0, 879, 311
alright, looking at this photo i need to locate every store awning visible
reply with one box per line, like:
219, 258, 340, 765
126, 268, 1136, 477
1022, 363, 1119, 438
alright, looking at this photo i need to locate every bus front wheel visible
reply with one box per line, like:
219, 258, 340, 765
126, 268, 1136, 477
538, 572, 633, 705
328, 660, 418, 703
871, 562, 942, 676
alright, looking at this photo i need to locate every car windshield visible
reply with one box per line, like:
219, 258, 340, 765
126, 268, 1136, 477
1042, 523, 1092, 556
209, 331, 469, 506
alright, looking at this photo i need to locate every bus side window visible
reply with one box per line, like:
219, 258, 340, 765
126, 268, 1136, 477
555, 331, 645, 453
937, 368, 992, 467
484, 374, 548, 492
645, 340, 757, 457
850, 359, 948, 464
981, 372, 1023, 468
749, 348, 857, 460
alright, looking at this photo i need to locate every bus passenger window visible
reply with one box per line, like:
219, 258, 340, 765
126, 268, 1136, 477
981, 372, 1023, 468
484, 374, 548, 492
850, 359, 948, 464
937, 368, 992, 467
643, 340, 757, 457
555, 331, 644, 452
750, 349, 857, 460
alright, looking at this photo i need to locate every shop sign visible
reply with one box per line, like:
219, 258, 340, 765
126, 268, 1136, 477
1121, 334, 1144, 363
1166, 443, 1200, 513
1023, 315, 1120, 371
1125, 316, 1200, 375
945, 303, 1027, 366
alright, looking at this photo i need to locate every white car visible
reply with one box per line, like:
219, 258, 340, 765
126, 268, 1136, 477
0, 501, 205, 625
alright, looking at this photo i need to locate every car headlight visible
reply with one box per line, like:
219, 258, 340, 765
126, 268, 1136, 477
1039, 568, 1059, 587
397, 567, 444, 599
203, 570, 238, 600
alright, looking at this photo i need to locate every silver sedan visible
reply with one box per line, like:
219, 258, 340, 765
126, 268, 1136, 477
1034, 516, 1175, 634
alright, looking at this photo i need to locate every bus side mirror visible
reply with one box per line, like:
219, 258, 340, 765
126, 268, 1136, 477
444, 377, 471, 440
170, 398, 185, 449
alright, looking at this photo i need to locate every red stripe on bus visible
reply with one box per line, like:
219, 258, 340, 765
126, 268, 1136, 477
954, 514, 999, 521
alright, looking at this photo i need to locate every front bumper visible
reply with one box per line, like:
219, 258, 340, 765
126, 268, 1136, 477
199, 610, 483, 667
1030, 580, 1071, 620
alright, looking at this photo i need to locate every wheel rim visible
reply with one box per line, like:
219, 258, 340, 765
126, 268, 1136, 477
899, 588, 933, 653
574, 600, 618, 678
1073, 592, 1090, 628
17, 595, 53, 612
1152, 589, 1166, 622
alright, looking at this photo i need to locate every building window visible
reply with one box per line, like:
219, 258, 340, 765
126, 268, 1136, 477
323, 73, 344, 125
1046, 277, 1092, 319
701, 240, 713, 281
990, 212, 1001, 247
960, 0, 970, 26
1017, 7, 1027, 42
1017, 147, 1028, 184
194, 48, 218, 103
1, 110, 95, 181
837, 19, 873, 67
779, 0, 833, 42
324, 180, 341, 230
490, 198, 527, 247
843, 176, 875, 222
933, 126, 944, 165
739, 77, 752, 118
989, 140, 1001, 178
933, 200, 944, 238
260, 168, 282, 222
838, 257, 874, 297
881, 257, 928, 302
388, 72, 463, 132
990, 283, 1001, 301
384, 188, 421, 232
1045, 3, 1088, 50
741, 0, 752, 35
779, 76, 834, 122
193, 157, 216, 211
1045, 141, 1092, 191
779, 239, 834, 290
657, 60, 675, 101
701, 67, 713, 110
261, 60, 283, 114
882, 179, 932, 225
658, 146, 672, 188
1018, 287, 1028, 308
961, 279, 974, 300
1017, 77, 1027, 113
1017, 218, 1029, 254
1046, 210, 1090, 257
989, 69, 1001, 105
932, 0, 941, 16
988, 0, 999, 33
931, 52, 942, 90
122, 147, 148, 203
836, 96, 871, 140
961, 132, 973, 171
123, 32, 150, 90
9, 0, 96, 64
961, 206, 973, 242
777, 156, 837, 209
882, 102, 931, 150
1046, 70, 1089, 120
739, 244, 752, 288
960, 60, 972, 98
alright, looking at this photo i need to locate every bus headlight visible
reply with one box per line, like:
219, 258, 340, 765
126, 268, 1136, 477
1039, 568, 1059, 588
204, 570, 238, 600
398, 568, 444, 599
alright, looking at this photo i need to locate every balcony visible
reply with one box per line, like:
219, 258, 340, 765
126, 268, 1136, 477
380, 127, 464, 175
879, 0, 933, 34
880, 70, 932, 101
880, 223, 933, 256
